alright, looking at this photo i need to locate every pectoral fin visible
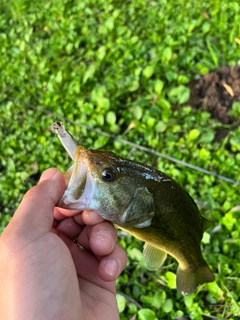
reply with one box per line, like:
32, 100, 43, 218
143, 243, 167, 270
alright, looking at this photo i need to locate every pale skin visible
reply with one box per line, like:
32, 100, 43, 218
0, 168, 127, 320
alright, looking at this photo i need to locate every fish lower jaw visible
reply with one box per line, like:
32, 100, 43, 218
58, 196, 94, 211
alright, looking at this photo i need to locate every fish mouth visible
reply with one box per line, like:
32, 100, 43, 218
58, 159, 96, 211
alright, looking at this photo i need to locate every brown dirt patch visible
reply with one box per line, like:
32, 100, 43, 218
187, 65, 240, 125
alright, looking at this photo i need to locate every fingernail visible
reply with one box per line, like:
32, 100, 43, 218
102, 259, 120, 278
94, 230, 114, 250
50, 170, 61, 181
39, 169, 59, 182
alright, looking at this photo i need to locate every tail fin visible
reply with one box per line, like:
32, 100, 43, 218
176, 263, 214, 296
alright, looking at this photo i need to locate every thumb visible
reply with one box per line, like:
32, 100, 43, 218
1, 168, 66, 250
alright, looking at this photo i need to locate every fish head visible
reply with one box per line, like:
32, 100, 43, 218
58, 146, 155, 228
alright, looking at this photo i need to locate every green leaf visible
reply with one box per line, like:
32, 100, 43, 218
230, 134, 240, 151
93, 136, 109, 149
146, 116, 156, 128
96, 97, 110, 110
95, 114, 104, 126
161, 47, 172, 63
138, 308, 158, 320
55, 71, 62, 84
143, 65, 154, 79
116, 294, 126, 313
162, 298, 173, 313
154, 79, 164, 95
165, 271, 176, 289
97, 46, 106, 60
168, 85, 190, 104
106, 111, 116, 125
202, 232, 211, 244
133, 106, 143, 120
165, 70, 178, 82
199, 148, 210, 160
221, 211, 237, 231
105, 17, 114, 30
184, 294, 194, 308
187, 128, 200, 141
230, 102, 240, 119
178, 74, 190, 84
152, 291, 166, 308
199, 131, 215, 143
206, 282, 224, 302
83, 63, 97, 84
155, 121, 167, 132
128, 78, 140, 92
127, 247, 143, 262
206, 37, 219, 67
158, 98, 171, 111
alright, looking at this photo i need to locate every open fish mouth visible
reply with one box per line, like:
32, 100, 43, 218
50, 123, 97, 211
58, 160, 97, 211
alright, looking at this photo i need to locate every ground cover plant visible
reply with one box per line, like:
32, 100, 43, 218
0, 0, 240, 319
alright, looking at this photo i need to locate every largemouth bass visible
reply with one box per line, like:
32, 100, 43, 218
51, 122, 214, 295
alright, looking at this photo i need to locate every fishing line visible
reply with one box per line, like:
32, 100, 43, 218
6, 96, 240, 186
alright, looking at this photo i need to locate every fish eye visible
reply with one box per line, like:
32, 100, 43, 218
101, 168, 117, 182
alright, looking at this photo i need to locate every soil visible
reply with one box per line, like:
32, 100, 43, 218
186, 65, 240, 125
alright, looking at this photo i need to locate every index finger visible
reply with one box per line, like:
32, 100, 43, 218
54, 208, 105, 226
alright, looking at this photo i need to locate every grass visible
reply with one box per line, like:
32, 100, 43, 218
1, 0, 240, 319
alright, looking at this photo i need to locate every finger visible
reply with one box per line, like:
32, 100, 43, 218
54, 209, 104, 225
56, 217, 83, 240
72, 210, 105, 226
76, 221, 116, 254
90, 221, 117, 256
54, 208, 83, 221
81, 210, 105, 225
2, 169, 65, 249
58, 233, 115, 292
73, 213, 84, 225
98, 242, 128, 282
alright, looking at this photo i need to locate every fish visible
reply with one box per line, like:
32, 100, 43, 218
51, 121, 214, 295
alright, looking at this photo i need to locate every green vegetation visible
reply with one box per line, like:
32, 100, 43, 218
1, 0, 240, 318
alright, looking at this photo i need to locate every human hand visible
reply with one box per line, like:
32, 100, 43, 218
0, 168, 127, 320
